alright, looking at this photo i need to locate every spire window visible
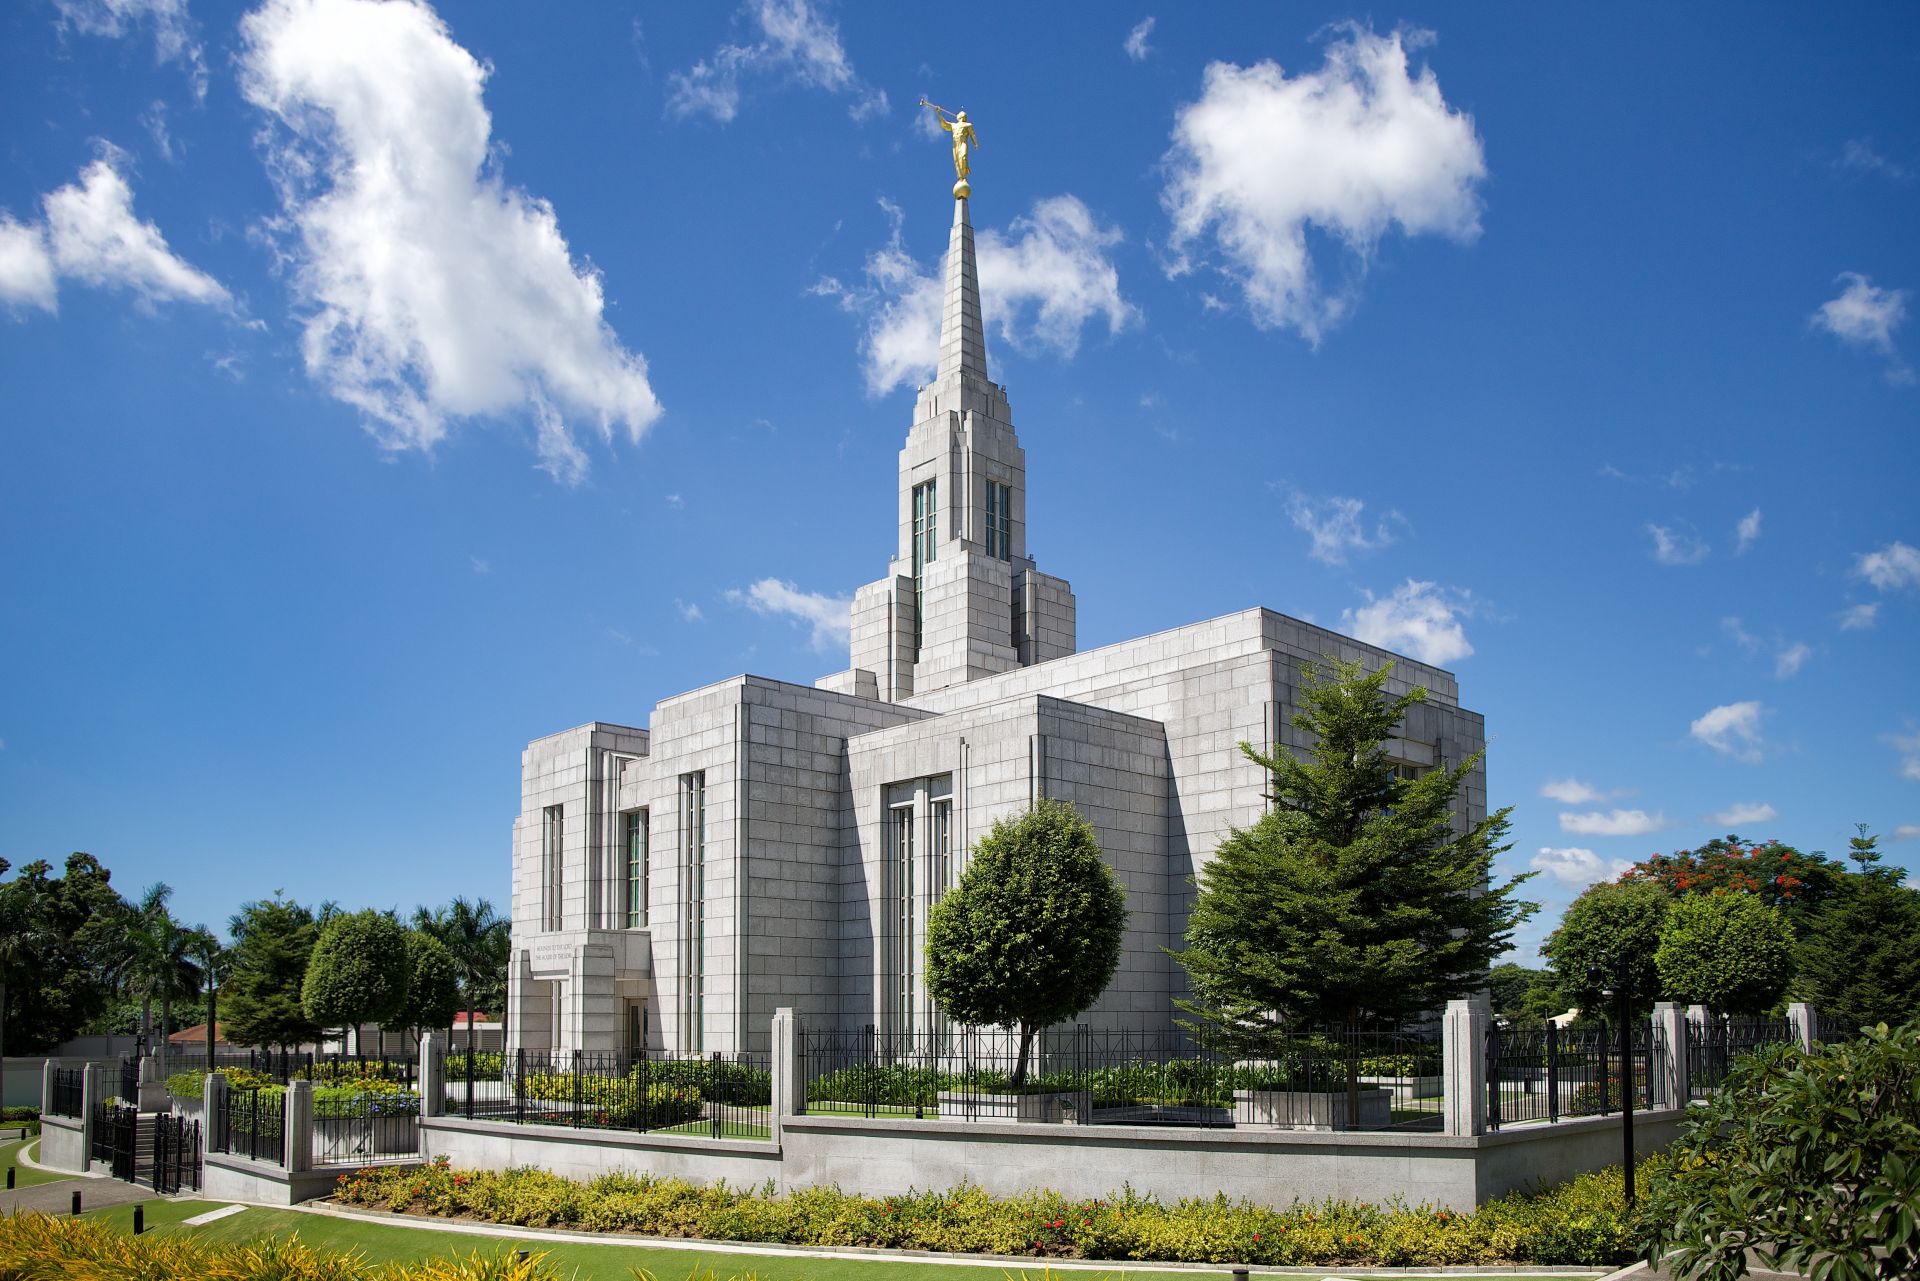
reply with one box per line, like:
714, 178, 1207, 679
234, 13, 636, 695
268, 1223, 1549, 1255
911, 479, 938, 653
985, 481, 1012, 561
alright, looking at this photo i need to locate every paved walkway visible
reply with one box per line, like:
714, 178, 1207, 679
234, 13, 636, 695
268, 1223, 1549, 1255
0, 1173, 153, 1217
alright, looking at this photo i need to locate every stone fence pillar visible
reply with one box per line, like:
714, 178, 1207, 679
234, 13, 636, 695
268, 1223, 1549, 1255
419, 1032, 445, 1119
1786, 1002, 1816, 1051
203, 1070, 228, 1150
79, 1064, 100, 1170
1652, 1002, 1687, 1108
136, 1053, 167, 1113
285, 1079, 313, 1173
1442, 999, 1488, 1136
39, 1060, 55, 1117
771, 1008, 802, 1139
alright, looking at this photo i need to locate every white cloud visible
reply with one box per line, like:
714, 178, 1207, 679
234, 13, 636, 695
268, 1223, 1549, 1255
1838, 602, 1880, 631
1711, 802, 1777, 826
1813, 272, 1912, 382
239, 0, 661, 483
1559, 809, 1667, 838
1286, 491, 1405, 566
668, 0, 885, 123
823, 195, 1137, 396
2, 154, 228, 314
675, 598, 704, 622
1648, 523, 1708, 566
1161, 24, 1486, 343
725, 577, 851, 652
468, 555, 489, 575
1722, 615, 1759, 651
1124, 16, 1156, 62
1340, 579, 1474, 666
1892, 824, 1920, 842
1735, 508, 1762, 555
55, 0, 206, 100
1540, 777, 1608, 806
1838, 139, 1909, 181
0, 216, 58, 312
1855, 541, 1920, 592
1890, 729, 1920, 784
1530, 846, 1632, 889
1691, 700, 1766, 764
1774, 642, 1811, 680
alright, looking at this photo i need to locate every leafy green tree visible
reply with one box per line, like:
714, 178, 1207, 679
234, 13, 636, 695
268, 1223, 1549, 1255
225, 894, 324, 1051
385, 931, 459, 1049
412, 896, 510, 1053
0, 853, 130, 1053
1486, 961, 1567, 1025
1618, 834, 1845, 923
1795, 828, 1920, 1031
1654, 891, 1794, 1015
1640, 1022, 1920, 1280
1542, 880, 1671, 1017
302, 909, 411, 1052
1172, 658, 1534, 1052
113, 884, 204, 1076
925, 800, 1128, 1086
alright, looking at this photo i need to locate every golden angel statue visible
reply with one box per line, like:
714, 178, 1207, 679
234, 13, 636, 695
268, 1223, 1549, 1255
920, 99, 981, 194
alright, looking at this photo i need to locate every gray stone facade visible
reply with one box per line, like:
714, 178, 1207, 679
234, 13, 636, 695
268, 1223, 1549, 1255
507, 189, 1488, 1058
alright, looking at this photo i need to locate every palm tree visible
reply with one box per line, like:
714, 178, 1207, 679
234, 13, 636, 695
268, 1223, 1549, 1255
414, 897, 509, 1060
189, 928, 231, 1069
117, 884, 204, 1082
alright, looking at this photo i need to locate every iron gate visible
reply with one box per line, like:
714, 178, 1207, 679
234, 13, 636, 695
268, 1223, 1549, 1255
152, 1113, 201, 1194
91, 1102, 137, 1182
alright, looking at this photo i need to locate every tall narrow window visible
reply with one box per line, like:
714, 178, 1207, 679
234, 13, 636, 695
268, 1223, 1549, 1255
679, 772, 706, 1052
888, 795, 916, 1037
624, 809, 649, 929
929, 783, 953, 894
542, 804, 564, 931
985, 481, 1012, 561
911, 479, 937, 654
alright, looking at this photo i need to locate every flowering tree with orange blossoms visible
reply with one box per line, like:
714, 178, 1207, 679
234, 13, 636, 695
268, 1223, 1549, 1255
1616, 834, 1845, 920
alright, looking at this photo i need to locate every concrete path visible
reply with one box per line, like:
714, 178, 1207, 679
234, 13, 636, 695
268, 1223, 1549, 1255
0, 1174, 153, 1217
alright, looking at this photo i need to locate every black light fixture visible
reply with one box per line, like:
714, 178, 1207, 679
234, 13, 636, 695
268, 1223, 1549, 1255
1587, 956, 1637, 1212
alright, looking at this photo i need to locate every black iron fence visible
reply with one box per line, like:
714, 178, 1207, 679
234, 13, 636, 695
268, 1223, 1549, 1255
798, 1026, 1441, 1132
91, 1102, 136, 1181
452, 1048, 771, 1140
212, 1085, 284, 1165
1686, 1016, 1796, 1099
165, 1049, 416, 1088
49, 1067, 84, 1118
152, 1113, 201, 1194
1813, 1010, 1859, 1046
119, 1055, 139, 1104
1486, 1021, 1665, 1130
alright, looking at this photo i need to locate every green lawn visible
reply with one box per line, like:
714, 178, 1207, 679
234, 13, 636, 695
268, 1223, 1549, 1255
2, 1136, 65, 1188
68, 1197, 1600, 1281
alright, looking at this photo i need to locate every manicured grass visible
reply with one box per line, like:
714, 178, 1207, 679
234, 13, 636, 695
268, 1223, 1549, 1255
2, 1136, 65, 1188
650, 1118, 773, 1141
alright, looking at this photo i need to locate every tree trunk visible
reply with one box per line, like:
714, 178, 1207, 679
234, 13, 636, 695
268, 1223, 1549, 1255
1011, 1021, 1036, 1088
159, 990, 171, 1081
206, 984, 217, 1069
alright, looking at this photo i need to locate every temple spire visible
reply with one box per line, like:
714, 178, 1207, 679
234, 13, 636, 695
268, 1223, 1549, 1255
936, 196, 989, 384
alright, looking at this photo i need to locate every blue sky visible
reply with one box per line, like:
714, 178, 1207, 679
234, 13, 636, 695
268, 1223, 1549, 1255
1, 1, 1916, 963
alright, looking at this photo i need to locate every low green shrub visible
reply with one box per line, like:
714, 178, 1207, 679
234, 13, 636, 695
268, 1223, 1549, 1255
2, 1104, 41, 1136
517, 1073, 702, 1129
168, 1065, 280, 1098
333, 1155, 1657, 1266
445, 1051, 505, 1082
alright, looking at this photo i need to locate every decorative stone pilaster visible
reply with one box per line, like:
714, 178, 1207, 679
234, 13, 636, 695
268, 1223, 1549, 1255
771, 1007, 801, 1139
1652, 1002, 1688, 1108
203, 1070, 228, 1145
39, 1060, 55, 1117
1442, 999, 1489, 1136
137, 1052, 168, 1113
1787, 1001, 1816, 1052
79, 1065, 100, 1170
285, 1080, 314, 1173
419, 1032, 445, 1118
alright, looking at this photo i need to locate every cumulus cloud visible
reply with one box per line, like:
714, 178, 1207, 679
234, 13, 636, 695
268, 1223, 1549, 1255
1711, 802, 1777, 826
1286, 491, 1405, 566
1, 153, 228, 314
1648, 523, 1708, 566
1162, 24, 1486, 342
1735, 508, 1762, 555
1124, 16, 1155, 62
1341, 579, 1474, 666
726, 577, 851, 652
1893, 824, 1920, 842
238, 0, 661, 484
668, 0, 885, 123
819, 195, 1137, 396
1540, 777, 1609, 805
1890, 728, 1920, 784
1531, 846, 1632, 889
1691, 700, 1765, 764
55, 0, 206, 100
1838, 139, 1909, 182
1838, 602, 1880, 631
1812, 272, 1911, 382
675, 598, 704, 622
1774, 642, 1811, 680
1559, 809, 1667, 838
1855, 541, 1920, 592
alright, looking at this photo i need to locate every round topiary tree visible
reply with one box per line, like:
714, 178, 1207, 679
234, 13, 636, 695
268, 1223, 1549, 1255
925, 799, 1127, 1086
385, 930, 459, 1050
1542, 879, 1672, 1018
301, 909, 410, 1052
1653, 891, 1793, 1015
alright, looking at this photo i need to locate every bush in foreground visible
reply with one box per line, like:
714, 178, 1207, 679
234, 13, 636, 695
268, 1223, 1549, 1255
1639, 1020, 1920, 1280
335, 1156, 1657, 1266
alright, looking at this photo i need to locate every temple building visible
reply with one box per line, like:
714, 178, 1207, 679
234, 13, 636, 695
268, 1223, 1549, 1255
505, 178, 1488, 1059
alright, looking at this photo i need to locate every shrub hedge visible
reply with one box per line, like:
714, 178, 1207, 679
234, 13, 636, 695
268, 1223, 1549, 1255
517, 1074, 702, 1129
333, 1156, 1657, 1266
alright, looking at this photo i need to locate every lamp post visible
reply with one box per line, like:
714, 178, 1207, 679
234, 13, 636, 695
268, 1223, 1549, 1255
1588, 957, 1636, 1211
